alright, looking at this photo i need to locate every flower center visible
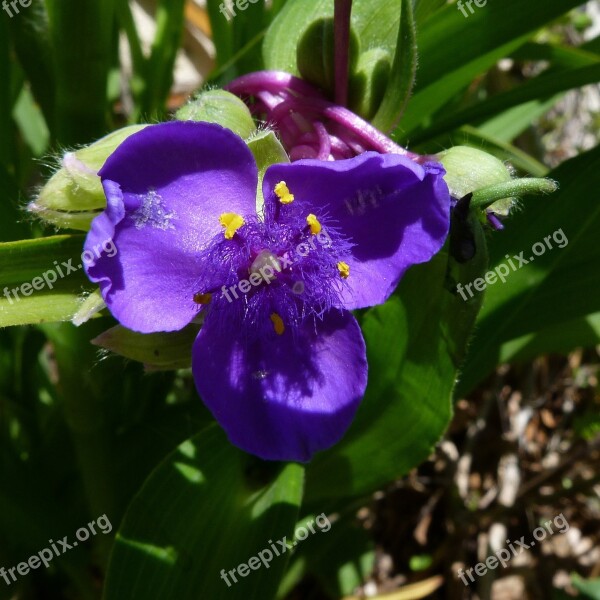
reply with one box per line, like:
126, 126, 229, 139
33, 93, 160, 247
249, 250, 281, 281
194, 182, 353, 338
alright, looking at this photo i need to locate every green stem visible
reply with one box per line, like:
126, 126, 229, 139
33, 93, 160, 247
471, 178, 558, 209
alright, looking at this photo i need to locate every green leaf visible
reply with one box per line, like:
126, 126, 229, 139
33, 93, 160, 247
6, 0, 56, 133
0, 16, 13, 170
572, 574, 600, 600
396, 0, 587, 138
104, 426, 304, 600
457, 144, 600, 397
371, 0, 417, 132
231, 0, 269, 75
415, 0, 586, 91
397, 35, 530, 139
45, 0, 117, 143
511, 41, 600, 69
12, 86, 50, 157
0, 235, 94, 327
413, 0, 447, 26
301, 517, 374, 597
412, 63, 600, 145
498, 312, 600, 366
306, 238, 486, 500
206, 0, 235, 70
139, 0, 186, 120
476, 97, 563, 145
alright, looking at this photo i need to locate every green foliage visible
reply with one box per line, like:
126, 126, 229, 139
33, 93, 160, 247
104, 427, 304, 600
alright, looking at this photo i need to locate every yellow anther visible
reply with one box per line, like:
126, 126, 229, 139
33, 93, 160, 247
337, 261, 350, 279
270, 313, 285, 335
219, 213, 245, 240
306, 213, 322, 235
274, 181, 294, 205
193, 293, 212, 305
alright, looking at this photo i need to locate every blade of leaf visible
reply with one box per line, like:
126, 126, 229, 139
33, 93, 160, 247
413, 0, 447, 26
396, 0, 588, 138
104, 426, 304, 600
45, 0, 116, 143
476, 97, 563, 144
371, 0, 417, 132
498, 312, 600, 366
6, 0, 55, 134
411, 63, 600, 145
396, 35, 529, 139
0, 235, 94, 327
206, 0, 235, 70
415, 0, 587, 91
511, 41, 600, 69
140, 0, 186, 120
0, 15, 13, 169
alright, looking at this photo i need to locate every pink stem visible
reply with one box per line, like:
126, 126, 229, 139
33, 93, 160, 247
334, 0, 352, 106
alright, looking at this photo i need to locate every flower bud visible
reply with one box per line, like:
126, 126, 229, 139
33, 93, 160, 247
437, 146, 517, 226
30, 125, 148, 230
175, 90, 257, 139
437, 146, 512, 199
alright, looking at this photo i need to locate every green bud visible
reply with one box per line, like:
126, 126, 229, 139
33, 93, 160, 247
297, 18, 360, 99
437, 145, 519, 220
30, 125, 148, 230
175, 90, 257, 140
437, 146, 513, 199
438, 146, 558, 221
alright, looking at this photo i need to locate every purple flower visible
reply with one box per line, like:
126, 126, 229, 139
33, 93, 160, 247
84, 121, 451, 462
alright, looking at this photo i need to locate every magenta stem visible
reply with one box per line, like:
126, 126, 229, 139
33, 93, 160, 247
226, 70, 423, 161
334, 0, 352, 107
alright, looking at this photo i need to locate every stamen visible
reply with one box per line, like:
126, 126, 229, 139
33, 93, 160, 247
274, 181, 294, 205
337, 261, 350, 279
219, 213, 245, 239
193, 293, 212, 305
306, 213, 322, 235
270, 313, 285, 335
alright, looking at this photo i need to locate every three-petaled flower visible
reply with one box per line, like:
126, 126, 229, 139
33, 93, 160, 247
84, 121, 451, 462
